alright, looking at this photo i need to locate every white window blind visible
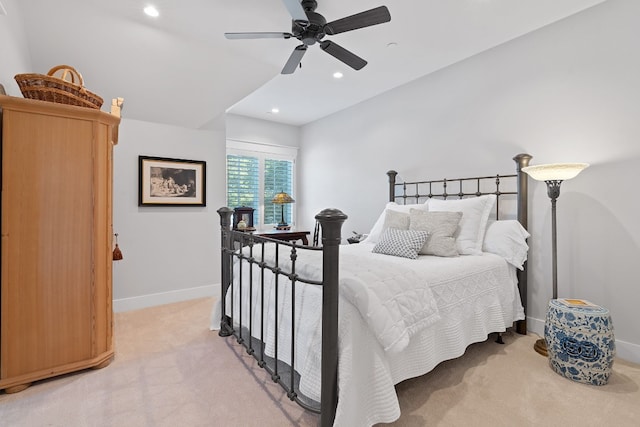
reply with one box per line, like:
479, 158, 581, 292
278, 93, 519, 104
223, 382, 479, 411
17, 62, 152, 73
226, 154, 261, 223
264, 159, 294, 225
226, 140, 297, 229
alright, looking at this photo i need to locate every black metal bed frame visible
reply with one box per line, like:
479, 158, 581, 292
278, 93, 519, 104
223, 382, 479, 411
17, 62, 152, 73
217, 153, 531, 427
217, 208, 346, 427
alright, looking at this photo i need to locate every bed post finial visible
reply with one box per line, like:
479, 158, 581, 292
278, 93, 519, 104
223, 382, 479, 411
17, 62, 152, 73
217, 207, 234, 337
513, 153, 531, 234
513, 153, 532, 226
218, 206, 233, 230
315, 208, 347, 427
513, 154, 531, 335
387, 170, 398, 202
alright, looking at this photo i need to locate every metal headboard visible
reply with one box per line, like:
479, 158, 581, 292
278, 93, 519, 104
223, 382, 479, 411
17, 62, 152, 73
388, 173, 519, 220
386, 153, 532, 334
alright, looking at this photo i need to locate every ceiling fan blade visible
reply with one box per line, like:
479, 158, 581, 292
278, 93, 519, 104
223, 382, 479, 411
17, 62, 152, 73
281, 0, 309, 26
225, 32, 293, 40
320, 41, 367, 70
324, 6, 391, 35
282, 45, 307, 74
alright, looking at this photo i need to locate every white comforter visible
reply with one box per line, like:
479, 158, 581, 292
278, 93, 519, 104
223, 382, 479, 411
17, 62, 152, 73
298, 247, 442, 353
211, 242, 524, 426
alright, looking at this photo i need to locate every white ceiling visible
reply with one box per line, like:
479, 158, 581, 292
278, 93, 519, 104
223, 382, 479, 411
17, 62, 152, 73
14, 0, 605, 129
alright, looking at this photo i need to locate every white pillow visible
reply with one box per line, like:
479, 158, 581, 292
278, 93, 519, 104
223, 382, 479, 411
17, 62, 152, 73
428, 195, 496, 255
372, 228, 430, 259
483, 220, 530, 270
364, 201, 429, 244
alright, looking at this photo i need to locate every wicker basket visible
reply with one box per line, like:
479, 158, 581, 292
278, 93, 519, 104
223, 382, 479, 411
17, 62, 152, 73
14, 65, 104, 109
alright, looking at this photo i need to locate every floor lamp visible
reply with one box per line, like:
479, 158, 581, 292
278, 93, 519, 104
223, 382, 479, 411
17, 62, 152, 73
522, 162, 589, 356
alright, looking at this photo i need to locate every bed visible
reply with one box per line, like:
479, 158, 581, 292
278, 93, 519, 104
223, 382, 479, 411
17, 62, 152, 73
211, 153, 532, 426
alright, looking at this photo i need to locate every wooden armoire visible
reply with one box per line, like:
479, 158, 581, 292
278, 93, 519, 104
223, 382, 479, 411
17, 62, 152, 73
0, 95, 120, 393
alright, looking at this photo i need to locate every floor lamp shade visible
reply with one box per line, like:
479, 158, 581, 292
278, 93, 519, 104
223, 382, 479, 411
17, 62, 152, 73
521, 163, 589, 182
522, 162, 589, 356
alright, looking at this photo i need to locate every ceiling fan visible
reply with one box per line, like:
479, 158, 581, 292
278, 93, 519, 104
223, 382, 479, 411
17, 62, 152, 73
225, 0, 391, 74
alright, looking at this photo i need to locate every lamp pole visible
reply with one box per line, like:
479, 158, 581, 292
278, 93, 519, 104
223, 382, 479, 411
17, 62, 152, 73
546, 180, 562, 300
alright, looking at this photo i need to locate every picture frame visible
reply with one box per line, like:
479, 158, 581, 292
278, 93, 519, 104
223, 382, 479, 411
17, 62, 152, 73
138, 156, 206, 206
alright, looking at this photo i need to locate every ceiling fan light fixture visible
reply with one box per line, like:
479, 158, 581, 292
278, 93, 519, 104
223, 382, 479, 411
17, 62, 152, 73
144, 5, 159, 18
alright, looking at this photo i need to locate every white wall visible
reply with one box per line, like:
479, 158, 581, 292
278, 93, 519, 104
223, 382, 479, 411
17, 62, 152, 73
112, 119, 226, 311
299, 0, 640, 363
111, 115, 298, 311
0, 0, 31, 94
226, 113, 301, 148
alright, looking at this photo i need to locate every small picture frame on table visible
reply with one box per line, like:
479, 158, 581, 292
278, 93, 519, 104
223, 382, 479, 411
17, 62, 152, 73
138, 156, 206, 206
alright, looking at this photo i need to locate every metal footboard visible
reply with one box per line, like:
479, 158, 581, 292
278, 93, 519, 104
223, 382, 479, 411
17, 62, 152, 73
217, 208, 346, 427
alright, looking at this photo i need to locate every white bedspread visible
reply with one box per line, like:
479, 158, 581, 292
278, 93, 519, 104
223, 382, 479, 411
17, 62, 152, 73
211, 242, 525, 426
330, 249, 442, 353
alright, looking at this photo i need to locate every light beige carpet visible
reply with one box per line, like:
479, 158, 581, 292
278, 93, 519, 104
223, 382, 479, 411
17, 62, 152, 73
0, 297, 638, 427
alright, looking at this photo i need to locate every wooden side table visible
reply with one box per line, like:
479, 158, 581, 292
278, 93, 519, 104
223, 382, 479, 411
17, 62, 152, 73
256, 230, 310, 245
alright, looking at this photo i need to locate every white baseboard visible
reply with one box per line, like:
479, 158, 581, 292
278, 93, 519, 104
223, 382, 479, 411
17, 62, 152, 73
526, 315, 640, 365
113, 283, 220, 313
527, 315, 545, 338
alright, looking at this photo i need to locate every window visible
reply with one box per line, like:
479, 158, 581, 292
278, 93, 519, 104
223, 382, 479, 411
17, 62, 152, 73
226, 140, 297, 229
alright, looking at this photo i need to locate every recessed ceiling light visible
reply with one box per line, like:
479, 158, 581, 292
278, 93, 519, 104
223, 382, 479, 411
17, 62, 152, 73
386, 42, 398, 48
144, 5, 159, 17
333, 72, 343, 79
271, 108, 280, 114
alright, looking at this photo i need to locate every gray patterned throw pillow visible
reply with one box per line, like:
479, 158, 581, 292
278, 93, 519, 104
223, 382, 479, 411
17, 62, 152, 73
372, 228, 429, 259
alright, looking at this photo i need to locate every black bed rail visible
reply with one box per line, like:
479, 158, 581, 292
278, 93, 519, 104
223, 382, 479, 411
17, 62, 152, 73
387, 153, 531, 335
217, 207, 346, 427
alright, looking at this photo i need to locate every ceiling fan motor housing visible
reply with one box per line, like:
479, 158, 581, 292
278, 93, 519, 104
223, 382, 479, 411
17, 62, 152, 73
292, 11, 326, 45
301, 0, 318, 12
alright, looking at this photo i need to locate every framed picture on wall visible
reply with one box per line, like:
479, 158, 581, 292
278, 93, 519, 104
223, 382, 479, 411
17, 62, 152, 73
138, 156, 206, 206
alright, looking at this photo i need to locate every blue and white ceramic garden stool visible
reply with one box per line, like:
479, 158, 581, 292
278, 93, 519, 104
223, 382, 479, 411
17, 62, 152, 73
545, 299, 615, 385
